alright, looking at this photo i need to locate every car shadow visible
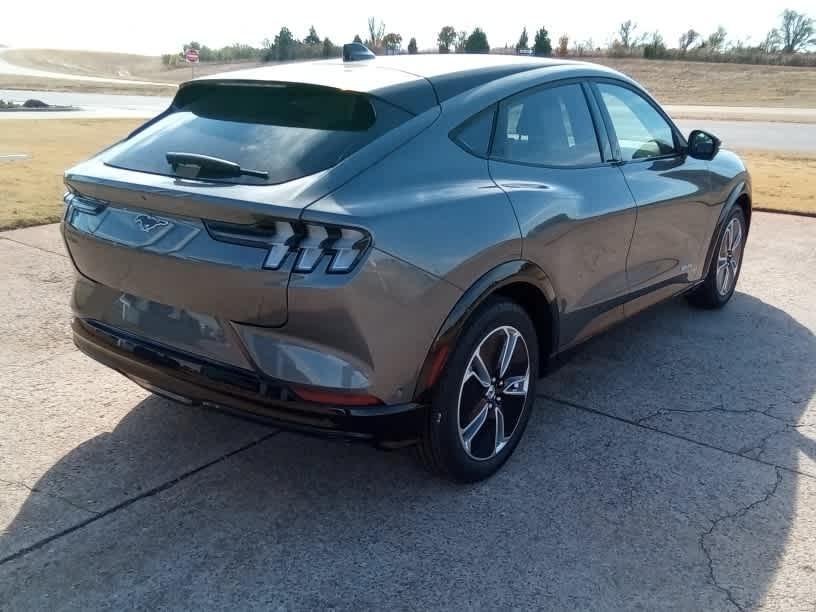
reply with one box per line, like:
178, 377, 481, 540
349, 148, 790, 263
1, 292, 813, 609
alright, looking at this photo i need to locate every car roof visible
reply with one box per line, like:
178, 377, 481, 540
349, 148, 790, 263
186, 55, 579, 115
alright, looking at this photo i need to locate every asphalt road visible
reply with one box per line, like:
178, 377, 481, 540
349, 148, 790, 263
0, 213, 814, 609
0, 89, 170, 120
676, 119, 816, 153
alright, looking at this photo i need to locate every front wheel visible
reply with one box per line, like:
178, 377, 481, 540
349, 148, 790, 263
687, 207, 747, 309
418, 298, 538, 482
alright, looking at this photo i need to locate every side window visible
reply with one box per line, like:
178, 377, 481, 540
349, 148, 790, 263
491, 83, 601, 167
451, 106, 495, 157
597, 83, 676, 161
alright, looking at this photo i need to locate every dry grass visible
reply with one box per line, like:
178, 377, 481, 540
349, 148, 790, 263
5, 49, 816, 108
3, 49, 167, 80
0, 75, 174, 96
4, 48, 261, 83
738, 150, 816, 215
0, 119, 141, 230
595, 58, 816, 108
0, 120, 813, 231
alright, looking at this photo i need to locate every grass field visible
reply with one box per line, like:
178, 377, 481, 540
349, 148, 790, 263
594, 58, 816, 108
3, 49, 816, 108
2, 48, 258, 85
740, 150, 816, 215
0, 75, 174, 96
0, 119, 813, 231
0, 119, 140, 229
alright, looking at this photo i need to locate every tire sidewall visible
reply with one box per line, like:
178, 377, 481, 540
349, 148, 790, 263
429, 299, 539, 482
709, 207, 747, 305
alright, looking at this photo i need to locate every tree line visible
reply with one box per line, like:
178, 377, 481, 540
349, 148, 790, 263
162, 9, 815, 68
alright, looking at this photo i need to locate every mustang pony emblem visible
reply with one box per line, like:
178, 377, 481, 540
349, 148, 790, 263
134, 214, 169, 232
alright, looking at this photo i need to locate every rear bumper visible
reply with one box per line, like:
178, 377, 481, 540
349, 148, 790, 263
72, 319, 425, 447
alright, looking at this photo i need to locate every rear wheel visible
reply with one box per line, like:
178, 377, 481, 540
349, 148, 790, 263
418, 298, 538, 482
687, 207, 746, 309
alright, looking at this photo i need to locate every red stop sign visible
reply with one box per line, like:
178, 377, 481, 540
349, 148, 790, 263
185, 48, 200, 63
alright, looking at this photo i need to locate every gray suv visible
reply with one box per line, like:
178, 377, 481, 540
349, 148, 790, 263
62, 53, 751, 481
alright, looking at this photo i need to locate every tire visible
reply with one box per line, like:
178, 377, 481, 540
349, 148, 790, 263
687, 207, 747, 309
418, 298, 539, 483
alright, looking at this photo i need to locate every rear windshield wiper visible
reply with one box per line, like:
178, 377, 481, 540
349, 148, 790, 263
165, 152, 269, 180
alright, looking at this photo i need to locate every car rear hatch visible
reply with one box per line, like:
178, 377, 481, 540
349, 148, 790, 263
62, 80, 418, 330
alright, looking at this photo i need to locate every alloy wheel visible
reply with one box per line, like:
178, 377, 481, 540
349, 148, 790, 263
716, 217, 744, 296
457, 326, 530, 461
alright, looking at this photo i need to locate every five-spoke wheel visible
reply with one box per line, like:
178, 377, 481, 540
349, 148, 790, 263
419, 298, 538, 482
716, 216, 744, 296
458, 326, 530, 460
687, 207, 747, 309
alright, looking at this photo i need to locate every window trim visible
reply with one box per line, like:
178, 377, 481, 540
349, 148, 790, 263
589, 78, 688, 165
487, 77, 609, 170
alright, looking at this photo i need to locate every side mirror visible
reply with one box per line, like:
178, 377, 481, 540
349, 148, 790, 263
687, 129, 721, 160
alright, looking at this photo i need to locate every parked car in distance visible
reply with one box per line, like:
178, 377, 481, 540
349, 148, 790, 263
62, 50, 751, 482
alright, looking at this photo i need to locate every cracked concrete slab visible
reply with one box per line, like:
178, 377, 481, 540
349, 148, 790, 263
1, 212, 815, 609
0, 350, 274, 513
0, 225, 68, 259
0, 480, 93, 560
704, 469, 816, 611
0, 239, 75, 368
540, 214, 816, 477
2, 401, 813, 610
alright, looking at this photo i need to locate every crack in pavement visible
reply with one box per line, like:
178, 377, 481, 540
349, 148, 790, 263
0, 235, 68, 259
699, 467, 784, 611
0, 477, 98, 516
536, 392, 816, 480
635, 403, 797, 427
740, 425, 792, 461
0, 429, 280, 567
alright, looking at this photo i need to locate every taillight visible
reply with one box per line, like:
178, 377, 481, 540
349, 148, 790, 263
292, 385, 383, 406
206, 220, 370, 274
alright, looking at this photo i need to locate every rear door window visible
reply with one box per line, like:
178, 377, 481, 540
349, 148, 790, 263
491, 83, 601, 167
105, 83, 413, 185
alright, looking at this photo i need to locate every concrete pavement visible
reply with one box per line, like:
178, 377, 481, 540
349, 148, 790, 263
0, 213, 814, 610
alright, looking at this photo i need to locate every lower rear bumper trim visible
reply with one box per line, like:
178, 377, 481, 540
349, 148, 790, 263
72, 318, 425, 445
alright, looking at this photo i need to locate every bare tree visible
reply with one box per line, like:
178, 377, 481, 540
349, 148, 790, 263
760, 29, 782, 53
367, 17, 386, 50
618, 20, 637, 48
455, 30, 468, 53
558, 34, 569, 56
779, 9, 815, 53
678, 28, 699, 52
706, 26, 727, 52
437, 26, 457, 53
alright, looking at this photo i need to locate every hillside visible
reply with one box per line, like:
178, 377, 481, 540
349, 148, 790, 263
2, 48, 816, 107
2, 48, 260, 83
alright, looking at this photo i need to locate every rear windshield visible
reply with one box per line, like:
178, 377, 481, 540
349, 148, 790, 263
105, 83, 413, 185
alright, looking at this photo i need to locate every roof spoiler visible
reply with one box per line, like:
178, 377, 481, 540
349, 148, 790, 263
343, 42, 376, 62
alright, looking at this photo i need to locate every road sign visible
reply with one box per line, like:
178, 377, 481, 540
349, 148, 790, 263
185, 48, 200, 63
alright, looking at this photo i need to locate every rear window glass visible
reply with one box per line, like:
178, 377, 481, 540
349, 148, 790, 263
104, 83, 413, 185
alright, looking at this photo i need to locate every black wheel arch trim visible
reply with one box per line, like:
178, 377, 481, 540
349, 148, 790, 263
413, 260, 558, 402
702, 180, 751, 279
